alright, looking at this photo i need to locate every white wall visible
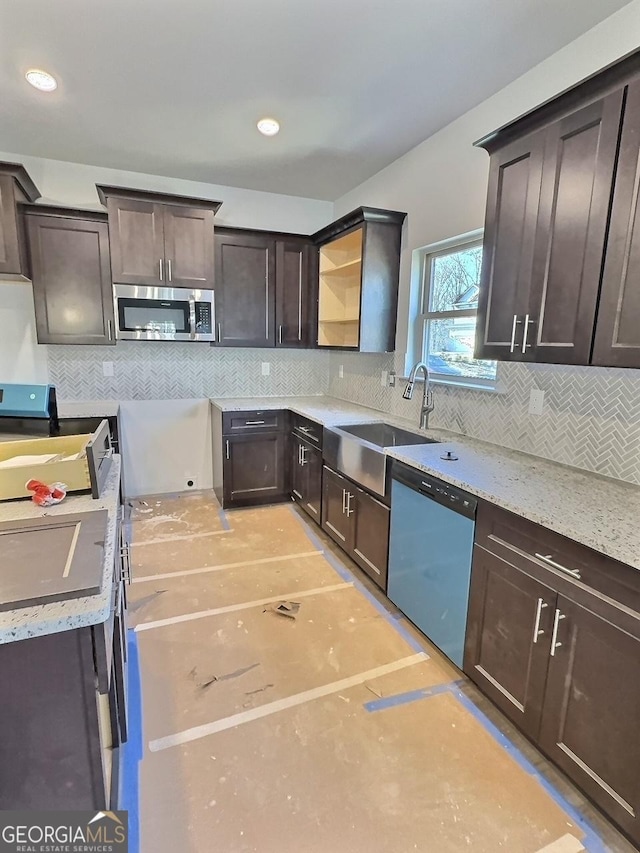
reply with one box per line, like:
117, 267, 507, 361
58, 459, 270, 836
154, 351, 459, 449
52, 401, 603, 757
0, 282, 49, 382
333, 0, 640, 365
119, 399, 213, 497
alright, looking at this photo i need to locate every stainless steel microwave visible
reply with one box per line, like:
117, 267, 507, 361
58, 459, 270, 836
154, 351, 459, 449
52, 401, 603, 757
113, 284, 215, 341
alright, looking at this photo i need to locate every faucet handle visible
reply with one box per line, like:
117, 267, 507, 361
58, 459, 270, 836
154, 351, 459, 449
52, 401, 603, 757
425, 389, 435, 413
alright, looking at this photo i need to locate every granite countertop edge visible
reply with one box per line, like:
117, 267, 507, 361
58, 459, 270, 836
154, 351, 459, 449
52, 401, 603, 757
211, 395, 640, 572
0, 457, 122, 644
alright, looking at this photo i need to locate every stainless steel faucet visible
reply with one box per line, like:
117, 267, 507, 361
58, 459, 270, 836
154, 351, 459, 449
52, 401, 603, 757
402, 361, 434, 429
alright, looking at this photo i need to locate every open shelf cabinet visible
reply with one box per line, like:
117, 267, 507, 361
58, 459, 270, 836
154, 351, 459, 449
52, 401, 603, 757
312, 207, 406, 352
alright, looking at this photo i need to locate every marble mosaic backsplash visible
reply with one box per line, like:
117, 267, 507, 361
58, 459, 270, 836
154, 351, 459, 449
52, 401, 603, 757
47, 343, 331, 400
328, 352, 640, 487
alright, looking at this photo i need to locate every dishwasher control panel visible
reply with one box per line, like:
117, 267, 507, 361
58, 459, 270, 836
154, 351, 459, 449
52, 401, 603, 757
391, 460, 477, 519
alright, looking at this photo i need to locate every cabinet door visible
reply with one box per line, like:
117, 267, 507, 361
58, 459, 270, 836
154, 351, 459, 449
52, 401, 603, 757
475, 131, 545, 360
321, 466, 354, 550
593, 79, 640, 367
163, 204, 214, 289
275, 239, 315, 347
539, 595, 640, 845
463, 545, 556, 741
215, 231, 276, 346
352, 488, 389, 590
107, 197, 166, 285
528, 91, 624, 364
0, 175, 22, 276
303, 444, 322, 523
27, 214, 116, 345
291, 437, 308, 505
223, 433, 286, 506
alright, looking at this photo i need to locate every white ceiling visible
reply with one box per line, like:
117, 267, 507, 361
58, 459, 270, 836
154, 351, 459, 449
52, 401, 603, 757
0, 0, 632, 200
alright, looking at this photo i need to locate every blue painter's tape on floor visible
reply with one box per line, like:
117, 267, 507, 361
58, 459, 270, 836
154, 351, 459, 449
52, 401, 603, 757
288, 505, 427, 655
119, 629, 143, 853
364, 679, 465, 713
217, 507, 232, 531
451, 689, 607, 853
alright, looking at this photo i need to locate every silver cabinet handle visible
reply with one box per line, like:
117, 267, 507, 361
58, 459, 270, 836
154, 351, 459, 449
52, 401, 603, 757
120, 541, 131, 584
218, 322, 222, 343
300, 445, 307, 466
345, 492, 354, 516
225, 440, 230, 460
342, 488, 347, 515
522, 314, 534, 353
509, 314, 520, 353
167, 259, 172, 282
278, 325, 283, 344
298, 444, 302, 465
550, 608, 565, 656
535, 553, 581, 580
245, 420, 265, 425
532, 597, 548, 643
298, 253, 303, 341
159, 258, 164, 281
107, 319, 113, 341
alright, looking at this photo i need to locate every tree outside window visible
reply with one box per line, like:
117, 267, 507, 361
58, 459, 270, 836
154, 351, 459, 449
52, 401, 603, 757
419, 238, 497, 386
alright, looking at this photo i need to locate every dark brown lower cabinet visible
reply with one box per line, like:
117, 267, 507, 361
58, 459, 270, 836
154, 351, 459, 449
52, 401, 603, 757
538, 595, 640, 843
351, 486, 390, 590
223, 432, 287, 508
321, 466, 354, 549
465, 502, 640, 846
321, 466, 389, 590
291, 434, 322, 522
0, 562, 128, 810
463, 544, 554, 741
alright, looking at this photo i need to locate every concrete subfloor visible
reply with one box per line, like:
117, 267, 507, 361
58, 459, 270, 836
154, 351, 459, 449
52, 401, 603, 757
126, 491, 636, 853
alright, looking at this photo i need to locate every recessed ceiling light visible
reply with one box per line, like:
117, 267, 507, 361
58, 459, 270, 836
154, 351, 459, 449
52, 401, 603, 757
257, 117, 280, 137
25, 69, 57, 92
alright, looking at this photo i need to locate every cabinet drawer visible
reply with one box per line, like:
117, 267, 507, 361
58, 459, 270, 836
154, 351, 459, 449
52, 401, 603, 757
223, 409, 286, 434
291, 413, 323, 447
476, 502, 640, 615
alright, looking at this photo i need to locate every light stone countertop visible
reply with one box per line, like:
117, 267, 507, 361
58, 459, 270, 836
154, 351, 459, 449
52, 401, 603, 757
211, 395, 640, 571
57, 400, 121, 419
0, 456, 122, 644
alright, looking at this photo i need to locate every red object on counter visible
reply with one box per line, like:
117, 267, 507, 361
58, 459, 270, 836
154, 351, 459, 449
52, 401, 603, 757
25, 479, 68, 506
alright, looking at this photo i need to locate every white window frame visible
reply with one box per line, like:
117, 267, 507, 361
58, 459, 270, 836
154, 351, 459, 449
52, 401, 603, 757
415, 230, 498, 391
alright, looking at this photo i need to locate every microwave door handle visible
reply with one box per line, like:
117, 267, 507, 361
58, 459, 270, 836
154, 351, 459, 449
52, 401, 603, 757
189, 298, 196, 340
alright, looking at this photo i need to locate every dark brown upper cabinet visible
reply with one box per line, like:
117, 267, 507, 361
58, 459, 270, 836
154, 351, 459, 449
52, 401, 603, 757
313, 207, 406, 352
475, 49, 640, 368
592, 78, 640, 367
24, 207, 115, 346
214, 228, 317, 348
96, 186, 221, 290
0, 162, 40, 281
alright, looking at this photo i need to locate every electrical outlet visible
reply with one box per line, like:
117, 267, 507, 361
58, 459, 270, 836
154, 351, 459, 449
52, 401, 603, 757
185, 476, 198, 490
261, 362, 270, 376
388, 371, 396, 388
102, 361, 114, 377
338, 364, 344, 379
528, 389, 545, 416
380, 370, 388, 388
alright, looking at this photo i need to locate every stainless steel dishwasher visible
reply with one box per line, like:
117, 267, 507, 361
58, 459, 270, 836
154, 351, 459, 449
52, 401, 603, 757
387, 460, 477, 668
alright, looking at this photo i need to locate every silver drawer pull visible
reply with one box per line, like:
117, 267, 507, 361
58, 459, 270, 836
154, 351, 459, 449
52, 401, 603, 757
299, 426, 313, 434
345, 492, 354, 516
245, 420, 266, 425
342, 488, 347, 515
300, 445, 307, 465
550, 608, 565, 656
159, 258, 164, 281
535, 553, 581, 580
225, 440, 230, 460
532, 597, 548, 643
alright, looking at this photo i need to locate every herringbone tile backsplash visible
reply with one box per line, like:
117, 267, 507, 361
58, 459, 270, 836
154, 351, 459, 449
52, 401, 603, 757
48, 344, 330, 400
328, 352, 640, 486
48, 342, 640, 486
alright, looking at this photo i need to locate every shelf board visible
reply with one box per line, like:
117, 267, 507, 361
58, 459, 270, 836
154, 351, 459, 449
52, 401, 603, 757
319, 258, 362, 276
318, 317, 360, 324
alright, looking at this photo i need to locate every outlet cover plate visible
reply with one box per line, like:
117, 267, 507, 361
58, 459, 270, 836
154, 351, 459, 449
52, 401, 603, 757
261, 362, 270, 376
528, 389, 545, 416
